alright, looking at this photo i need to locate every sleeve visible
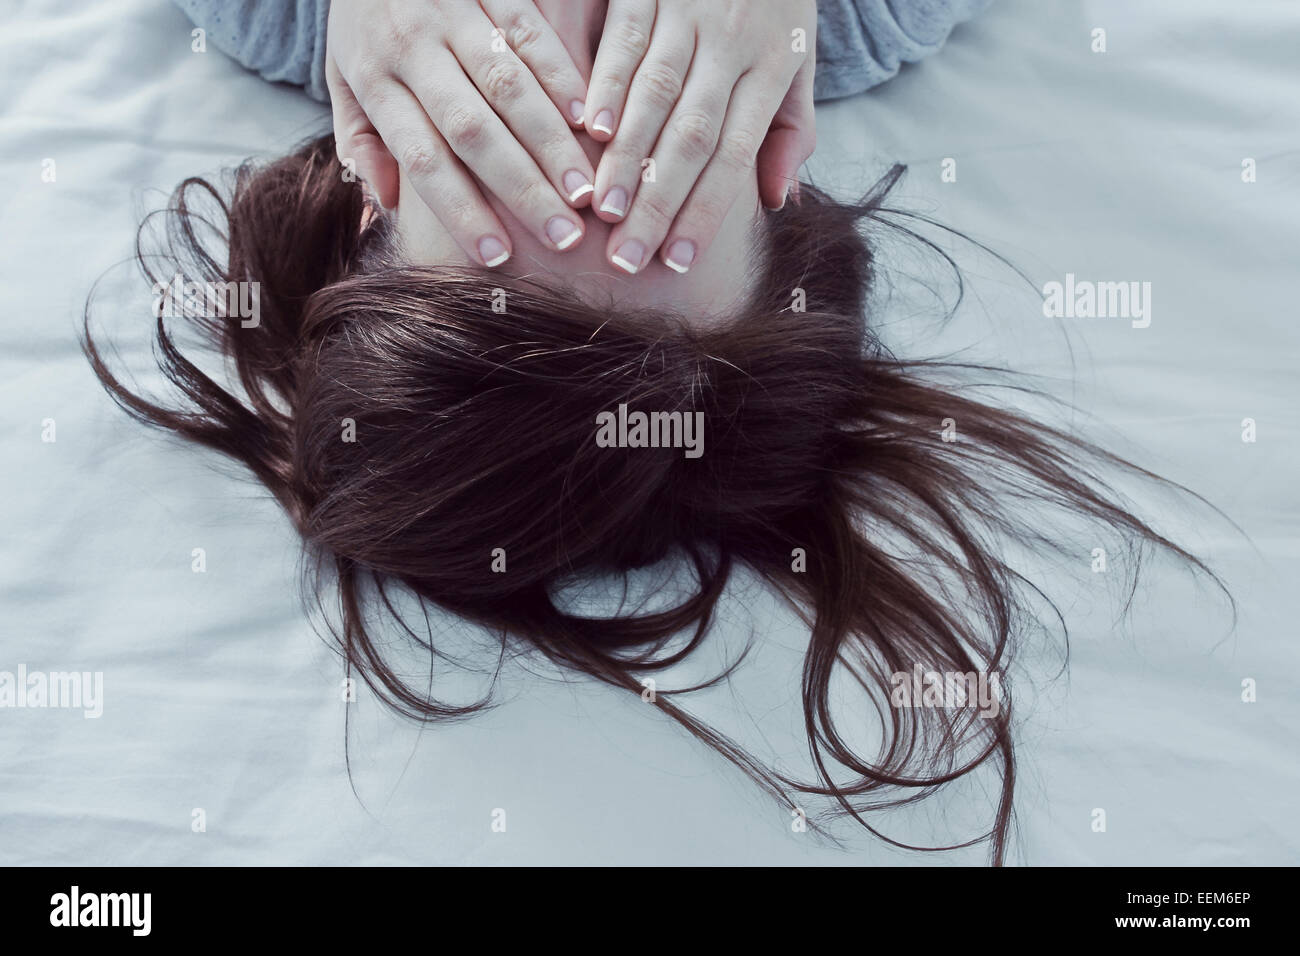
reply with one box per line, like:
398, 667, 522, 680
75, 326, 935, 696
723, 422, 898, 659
814, 0, 994, 102
172, 0, 331, 103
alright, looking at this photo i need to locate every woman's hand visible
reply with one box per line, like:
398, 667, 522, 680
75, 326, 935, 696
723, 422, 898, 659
327, 0, 600, 267
583, 0, 818, 274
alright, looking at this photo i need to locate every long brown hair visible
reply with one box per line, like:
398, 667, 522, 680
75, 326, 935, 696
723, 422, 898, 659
84, 134, 1227, 864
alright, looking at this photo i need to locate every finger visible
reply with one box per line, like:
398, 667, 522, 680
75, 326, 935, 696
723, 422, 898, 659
373, 87, 515, 268
408, 55, 585, 252
605, 72, 737, 275
756, 55, 817, 211
591, 27, 698, 224
583, 0, 657, 142
480, 0, 591, 127
659, 72, 789, 274
326, 54, 400, 209
448, 17, 596, 209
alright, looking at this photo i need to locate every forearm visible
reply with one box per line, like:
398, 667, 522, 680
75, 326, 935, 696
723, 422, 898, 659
172, 0, 330, 102
171, 0, 991, 106
814, 0, 994, 101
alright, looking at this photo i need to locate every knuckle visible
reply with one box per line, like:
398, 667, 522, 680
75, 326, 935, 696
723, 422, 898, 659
397, 142, 441, 180
441, 105, 488, 152
607, 144, 649, 178
684, 189, 729, 229
503, 11, 545, 55
349, 56, 390, 95
614, 23, 651, 58
718, 128, 760, 170
538, 127, 576, 163
593, 71, 628, 103
505, 175, 549, 215
722, 4, 749, 36
637, 62, 683, 109
635, 186, 677, 228
670, 111, 719, 160
482, 58, 526, 105
443, 196, 480, 230
383, 14, 419, 62
533, 62, 569, 96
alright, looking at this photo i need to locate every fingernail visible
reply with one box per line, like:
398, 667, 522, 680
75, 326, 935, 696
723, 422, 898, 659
663, 239, 696, 274
791, 181, 802, 206
478, 235, 510, 268
569, 99, 586, 124
611, 239, 646, 275
599, 186, 629, 219
546, 216, 583, 251
591, 109, 615, 136
564, 169, 594, 204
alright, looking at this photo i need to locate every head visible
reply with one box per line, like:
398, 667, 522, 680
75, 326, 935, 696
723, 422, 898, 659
84, 135, 1221, 865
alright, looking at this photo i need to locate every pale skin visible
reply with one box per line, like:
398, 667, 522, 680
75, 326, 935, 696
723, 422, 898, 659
394, 112, 765, 320
330, 0, 817, 279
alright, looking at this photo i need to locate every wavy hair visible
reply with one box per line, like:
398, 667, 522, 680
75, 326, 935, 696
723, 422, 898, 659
84, 134, 1226, 864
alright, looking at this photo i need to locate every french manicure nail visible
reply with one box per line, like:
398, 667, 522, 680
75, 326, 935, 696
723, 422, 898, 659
599, 186, 629, 219
478, 235, 510, 268
546, 216, 583, 250
611, 239, 646, 275
591, 109, 615, 136
664, 239, 696, 274
563, 169, 594, 204
569, 99, 586, 124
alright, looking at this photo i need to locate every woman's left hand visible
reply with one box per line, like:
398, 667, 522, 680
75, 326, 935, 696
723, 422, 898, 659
580, 0, 819, 275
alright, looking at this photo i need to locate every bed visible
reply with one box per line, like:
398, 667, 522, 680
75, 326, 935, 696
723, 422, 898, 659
1, 0, 1296, 864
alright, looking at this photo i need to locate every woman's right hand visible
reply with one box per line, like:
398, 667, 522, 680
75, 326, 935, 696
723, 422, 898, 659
326, 0, 599, 267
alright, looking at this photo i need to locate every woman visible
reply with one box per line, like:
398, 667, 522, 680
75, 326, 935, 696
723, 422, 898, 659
177, 0, 993, 269
84, 0, 1225, 865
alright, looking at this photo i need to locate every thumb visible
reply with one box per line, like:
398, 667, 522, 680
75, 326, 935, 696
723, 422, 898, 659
327, 55, 400, 210
756, 58, 816, 211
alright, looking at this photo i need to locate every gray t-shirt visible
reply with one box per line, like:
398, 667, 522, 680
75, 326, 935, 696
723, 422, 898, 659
172, 0, 992, 104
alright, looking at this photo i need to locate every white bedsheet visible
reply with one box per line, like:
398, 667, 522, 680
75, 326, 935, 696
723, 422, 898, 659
1, 0, 1296, 865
